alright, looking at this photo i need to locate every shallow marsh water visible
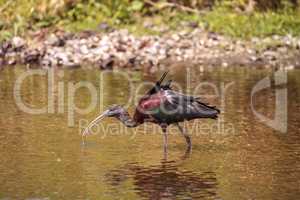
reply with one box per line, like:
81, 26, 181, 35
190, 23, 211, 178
0, 66, 299, 200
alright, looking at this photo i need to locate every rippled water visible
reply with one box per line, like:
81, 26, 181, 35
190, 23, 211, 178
0, 67, 299, 200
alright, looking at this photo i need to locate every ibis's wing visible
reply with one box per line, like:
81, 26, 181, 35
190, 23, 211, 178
149, 90, 220, 123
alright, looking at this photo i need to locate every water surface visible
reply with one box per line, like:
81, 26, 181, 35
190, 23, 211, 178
0, 67, 299, 200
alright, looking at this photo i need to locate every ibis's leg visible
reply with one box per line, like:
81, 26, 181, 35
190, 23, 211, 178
160, 124, 168, 157
162, 126, 168, 153
176, 123, 191, 150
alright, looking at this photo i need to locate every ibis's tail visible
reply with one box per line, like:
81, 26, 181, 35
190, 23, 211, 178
196, 101, 220, 119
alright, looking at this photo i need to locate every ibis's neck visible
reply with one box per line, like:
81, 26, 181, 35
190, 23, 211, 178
117, 111, 138, 127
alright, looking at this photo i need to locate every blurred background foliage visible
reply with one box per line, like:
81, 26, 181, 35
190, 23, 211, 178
0, 0, 300, 40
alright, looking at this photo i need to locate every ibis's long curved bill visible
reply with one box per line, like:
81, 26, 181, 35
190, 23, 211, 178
82, 110, 109, 136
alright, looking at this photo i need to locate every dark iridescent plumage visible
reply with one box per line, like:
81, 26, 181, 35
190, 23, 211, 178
83, 72, 220, 152
134, 72, 220, 125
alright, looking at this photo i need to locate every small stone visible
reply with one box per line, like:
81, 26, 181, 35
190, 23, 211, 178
208, 32, 219, 41
188, 21, 199, 28
0, 47, 4, 57
247, 49, 255, 54
99, 56, 115, 70
45, 34, 65, 47
199, 65, 204, 72
250, 56, 258, 61
98, 22, 111, 31
286, 65, 295, 70
128, 56, 136, 65
263, 51, 278, 61
171, 34, 180, 42
23, 48, 42, 64
11, 36, 26, 50
277, 46, 288, 53
7, 57, 17, 65
272, 35, 280, 40
1, 41, 12, 52
153, 26, 169, 33
41, 59, 52, 67
222, 62, 228, 67
80, 45, 89, 54
143, 19, 154, 28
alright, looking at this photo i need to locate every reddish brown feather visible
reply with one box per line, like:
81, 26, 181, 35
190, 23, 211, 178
133, 92, 166, 123
139, 92, 166, 110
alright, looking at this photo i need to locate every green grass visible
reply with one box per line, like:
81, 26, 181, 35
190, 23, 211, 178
1, 0, 300, 42
202, 6, 300, 38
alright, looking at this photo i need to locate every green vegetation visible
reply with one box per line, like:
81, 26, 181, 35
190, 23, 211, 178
203, 5, 300, 38
1, 0, 300, 41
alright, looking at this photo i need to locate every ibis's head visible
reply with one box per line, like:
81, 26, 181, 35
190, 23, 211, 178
82, 105, 124, 136
105, 105, 125, 117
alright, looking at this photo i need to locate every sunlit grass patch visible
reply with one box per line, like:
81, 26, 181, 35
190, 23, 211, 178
1, 0, 300, 41
202, 6, 300, 38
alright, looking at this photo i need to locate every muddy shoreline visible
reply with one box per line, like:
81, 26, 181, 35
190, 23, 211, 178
1, 28, 300, 71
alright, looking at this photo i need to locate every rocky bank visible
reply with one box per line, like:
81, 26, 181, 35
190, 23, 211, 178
1, 28, 300, 71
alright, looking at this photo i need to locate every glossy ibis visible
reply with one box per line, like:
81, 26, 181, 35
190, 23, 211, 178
83, 72, 220, 151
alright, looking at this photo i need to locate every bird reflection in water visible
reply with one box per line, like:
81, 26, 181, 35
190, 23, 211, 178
104, 152, 218, 200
